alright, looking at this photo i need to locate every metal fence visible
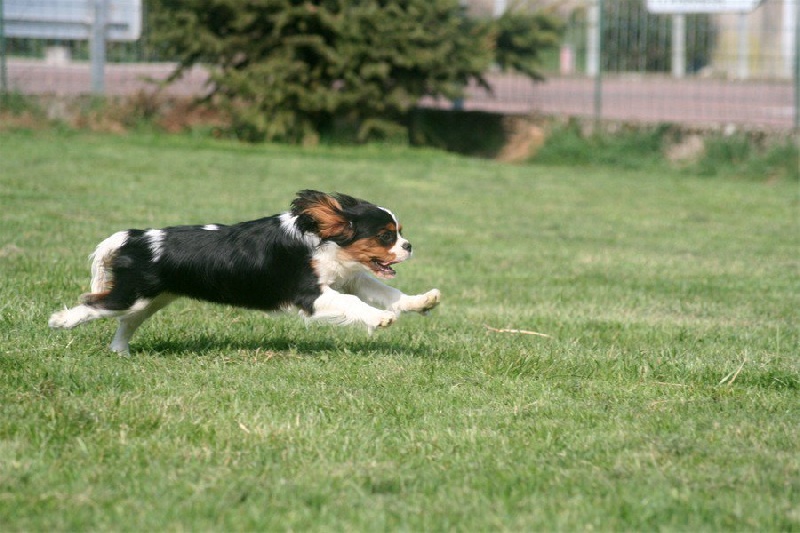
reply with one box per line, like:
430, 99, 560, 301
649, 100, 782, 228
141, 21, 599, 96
460, 0, 799, 131
1, 0, 798, 131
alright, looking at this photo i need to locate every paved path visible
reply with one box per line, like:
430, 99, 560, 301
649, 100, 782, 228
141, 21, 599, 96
5, 59, 796, 130
5, 59, 209, 98
459, 73, 796, 130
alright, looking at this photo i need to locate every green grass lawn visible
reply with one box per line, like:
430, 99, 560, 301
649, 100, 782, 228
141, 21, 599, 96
1, 130, 798, 531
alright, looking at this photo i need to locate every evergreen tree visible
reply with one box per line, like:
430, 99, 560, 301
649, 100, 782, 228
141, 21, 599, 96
493, 10, 563, 81
150, 0, 561, 143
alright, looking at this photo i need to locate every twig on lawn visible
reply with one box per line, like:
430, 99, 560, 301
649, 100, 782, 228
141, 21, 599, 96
484, 325, 552, 338
653, 381, 689, 388
719, 358, 746, 386
648, 398, 694, 409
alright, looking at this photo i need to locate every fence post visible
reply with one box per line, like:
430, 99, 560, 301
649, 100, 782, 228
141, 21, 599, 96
592, 0, 603, 127
795, 0, 800, 132
0, 0, 7, 96
672, 14, 686, 79
783, 0, 797, 78
736, 12, 748, 79
91, 0, 108, 95
587, 0, 600, 77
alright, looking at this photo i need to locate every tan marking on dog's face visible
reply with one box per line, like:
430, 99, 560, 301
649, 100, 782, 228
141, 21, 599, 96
339, 222, 410, 279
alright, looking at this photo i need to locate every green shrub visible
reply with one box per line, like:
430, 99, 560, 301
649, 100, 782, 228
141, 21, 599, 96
150, 0, 494, 143
149, 0, 562, 144
534, 121, 668, 170
696, 135, 800, 181
493, 10, 564, 81
0, 92, 44, 117
533, 122, 798, 182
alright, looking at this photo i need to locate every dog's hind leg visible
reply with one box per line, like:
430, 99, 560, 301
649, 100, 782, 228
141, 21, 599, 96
48, 302, 128, 329
49, 275, 142, 331
109, 293, 176, 354
49, 230, 134, 330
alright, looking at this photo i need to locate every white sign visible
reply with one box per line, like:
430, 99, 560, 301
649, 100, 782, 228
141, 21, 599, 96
3, 0, 141, 41
647, 0, 763, 13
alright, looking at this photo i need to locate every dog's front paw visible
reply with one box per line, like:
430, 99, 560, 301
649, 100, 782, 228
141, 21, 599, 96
401, 288, 440, 315
419, 289, 441, 314
366, 310, 397, 334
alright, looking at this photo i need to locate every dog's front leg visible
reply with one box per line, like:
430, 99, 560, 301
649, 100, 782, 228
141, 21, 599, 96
310, 287, 397, 333
346, 274, 441, 316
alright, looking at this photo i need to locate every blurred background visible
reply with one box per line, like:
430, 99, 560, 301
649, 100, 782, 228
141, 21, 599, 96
1, 0, 797, 136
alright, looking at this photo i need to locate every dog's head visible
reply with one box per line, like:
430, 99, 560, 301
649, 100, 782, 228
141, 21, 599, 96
291, 190, 412, 278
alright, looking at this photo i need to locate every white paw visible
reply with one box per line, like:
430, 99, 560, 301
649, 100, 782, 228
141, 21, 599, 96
420, 289, 441, 313
402, 288, 441, 315
375, 310, 397, 328
49, 308, 78, 329
366, 310, 397, 334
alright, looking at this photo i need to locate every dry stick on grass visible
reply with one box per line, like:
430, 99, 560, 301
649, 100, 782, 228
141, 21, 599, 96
484, 325, 553, 338
719, 358, 746, 386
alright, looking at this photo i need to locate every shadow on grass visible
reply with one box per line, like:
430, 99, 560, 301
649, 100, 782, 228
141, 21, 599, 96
136, 331, 433, 359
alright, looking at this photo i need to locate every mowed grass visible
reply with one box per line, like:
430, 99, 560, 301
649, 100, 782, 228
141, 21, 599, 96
0, 130, 798, 531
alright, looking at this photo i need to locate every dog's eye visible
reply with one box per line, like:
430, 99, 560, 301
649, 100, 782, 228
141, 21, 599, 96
378, 232, 395, 245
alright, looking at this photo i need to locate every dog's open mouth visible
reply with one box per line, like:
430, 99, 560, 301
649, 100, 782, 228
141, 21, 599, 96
370, 259, 397, 279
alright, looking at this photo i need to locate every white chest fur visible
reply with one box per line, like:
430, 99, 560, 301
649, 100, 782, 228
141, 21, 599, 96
312, 241, 365, 289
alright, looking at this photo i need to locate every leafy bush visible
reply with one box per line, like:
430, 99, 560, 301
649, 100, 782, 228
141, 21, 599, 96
696, 135, 800, 181
534, 121, 669, 169
150, 0, 492, 142
533, 122, 798, 182
149, 0, 562, 143
0, 92, 44, 116
493, 10, 563, 81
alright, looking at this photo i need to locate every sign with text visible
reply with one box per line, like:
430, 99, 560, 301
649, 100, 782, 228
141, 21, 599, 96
647, 0, 763, 13
3, 0, 141, 41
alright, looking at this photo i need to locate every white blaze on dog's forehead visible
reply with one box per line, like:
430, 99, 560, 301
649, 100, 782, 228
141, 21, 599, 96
202, 224, 219, 231
145, 229, 165, 262
373, 208, 408, 266
378, 206, 401, 233
379, 206, 411, 260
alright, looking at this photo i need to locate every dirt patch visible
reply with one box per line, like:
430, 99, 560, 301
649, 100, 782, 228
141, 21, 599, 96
497, 118, 545, 162
1, 93, 229, 135
0, 111, 46, 131
664, 134, 705, 164
409, 108, 544, 161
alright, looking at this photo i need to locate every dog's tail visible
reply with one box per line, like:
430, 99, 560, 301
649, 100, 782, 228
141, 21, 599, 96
85, 230, 129, 299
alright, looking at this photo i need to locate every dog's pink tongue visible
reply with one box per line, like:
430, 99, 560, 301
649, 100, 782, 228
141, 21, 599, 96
377, 265, 396, 278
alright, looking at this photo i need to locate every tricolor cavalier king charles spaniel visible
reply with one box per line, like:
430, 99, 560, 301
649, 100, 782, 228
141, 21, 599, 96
49, 190, 440, 354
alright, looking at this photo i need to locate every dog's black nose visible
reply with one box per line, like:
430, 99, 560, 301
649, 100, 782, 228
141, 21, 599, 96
402, 241, 412, 253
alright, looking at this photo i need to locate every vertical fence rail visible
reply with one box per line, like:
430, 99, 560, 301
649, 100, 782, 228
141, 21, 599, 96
593, 0, 603, 127
0, 0, 7, 96
91, 0, 108, 95
795, 0, 800, 131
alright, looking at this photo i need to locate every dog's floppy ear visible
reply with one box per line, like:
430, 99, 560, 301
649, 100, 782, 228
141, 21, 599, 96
291, 190, 354, 241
